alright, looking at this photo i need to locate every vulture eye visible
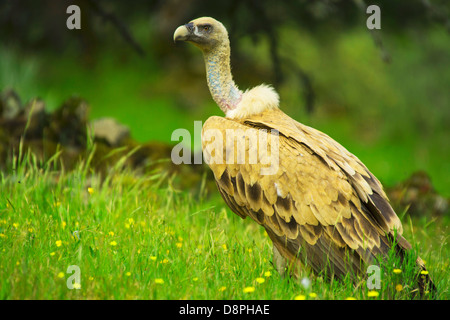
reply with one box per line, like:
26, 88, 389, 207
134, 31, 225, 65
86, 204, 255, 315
203, 25, 210, 31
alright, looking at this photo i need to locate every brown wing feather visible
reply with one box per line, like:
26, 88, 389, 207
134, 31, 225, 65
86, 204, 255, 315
202, 109, 408, 278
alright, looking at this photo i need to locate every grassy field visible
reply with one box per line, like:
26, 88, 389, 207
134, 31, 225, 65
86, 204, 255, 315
0, 148, 448, 300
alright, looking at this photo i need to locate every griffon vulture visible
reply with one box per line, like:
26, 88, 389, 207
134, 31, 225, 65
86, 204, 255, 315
173, 17, 434, 293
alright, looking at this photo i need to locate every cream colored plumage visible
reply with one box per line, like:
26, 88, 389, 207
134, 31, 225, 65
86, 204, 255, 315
174, 17, 434, 289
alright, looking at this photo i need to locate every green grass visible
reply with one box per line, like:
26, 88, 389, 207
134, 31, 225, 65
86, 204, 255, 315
0, 148, 448, 299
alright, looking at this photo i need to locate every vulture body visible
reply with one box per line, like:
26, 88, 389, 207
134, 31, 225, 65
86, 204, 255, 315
174, 17, 434, 292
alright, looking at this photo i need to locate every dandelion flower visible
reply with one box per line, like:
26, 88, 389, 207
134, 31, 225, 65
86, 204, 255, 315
264, 271, 272, 278
57, 272, 65, 278
393, 268, 402, 274
309, 292, 317, 298
108, 231, 114, 236
88, 187, 94, 194
73, 283, 81, 289
345, 297, 357, 300
56, 240, 62, 247
154, 278, 164, 284
176, 242, 182, 248
395, 284, 403, 292
61, 221, 66, 229
219, 286, 226, 292
161, 258, 169, 264
13, 223, 19, 228
193, 277, 198, 282
256, 277, 265, 284
367, 290, 379, 298
125, 272, 131, 277
243, 286, 255, 293
110, 241, 117, 246
50, 252, 56, 256
294, 294, 306, 300
222, 244, 227, 251
150, 256, 157, 261
420, 270, 429, 275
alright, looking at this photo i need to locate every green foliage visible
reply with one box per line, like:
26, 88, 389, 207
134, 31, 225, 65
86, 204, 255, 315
0, 150, 448, 299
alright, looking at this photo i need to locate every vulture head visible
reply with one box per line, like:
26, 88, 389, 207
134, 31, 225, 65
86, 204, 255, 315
173, 17, 228, 52
173, 17, 279, 117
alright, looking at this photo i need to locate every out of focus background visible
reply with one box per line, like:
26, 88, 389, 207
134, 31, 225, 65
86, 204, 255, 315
1, 0, 449, 211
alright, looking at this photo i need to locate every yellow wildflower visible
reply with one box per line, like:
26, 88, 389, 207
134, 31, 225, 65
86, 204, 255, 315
420, 270, 429, 275
56, 240, 62, 247
150, 256, 157, 261
243, 286, 255, 293
154, 278, 164, 284
218, 286, 226, 292
256, 277, 265, 284
309, 293, 317, 298
50, 252, 56, 256
393, 268, 402, 274
125, 272, 131, 277
13, 223, 19, 228
88, 187, 94, 194
294, 294, 306, 300
192, 277, 198, 282
108, 231, 114, 236
57, 272, 65, 278
264, 271, 272, 278
222, 244, 227, 251
367, 290, 379, 297
176, 242, 182, 248
73, 283, 81, 289
395, 284, 403, 292
345, 297, 357, 300
61, 221, 66, 229
110, 241, 117, 246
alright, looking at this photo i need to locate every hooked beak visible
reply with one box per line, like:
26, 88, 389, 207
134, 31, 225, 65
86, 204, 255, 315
173, 23, 194, 43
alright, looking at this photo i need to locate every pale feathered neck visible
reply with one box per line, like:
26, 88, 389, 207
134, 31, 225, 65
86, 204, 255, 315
226, 84, 280, 119
203, 42, 280, 119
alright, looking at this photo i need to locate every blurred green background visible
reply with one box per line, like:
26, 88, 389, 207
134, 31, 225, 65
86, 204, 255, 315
0, 0, 449, 196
